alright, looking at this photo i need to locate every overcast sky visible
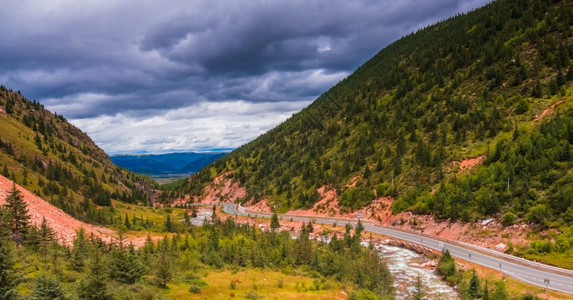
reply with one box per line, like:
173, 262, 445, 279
0, 0, 489, 154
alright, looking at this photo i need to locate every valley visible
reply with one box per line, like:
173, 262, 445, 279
3, 0, 573, 299
111, 152, 226, 183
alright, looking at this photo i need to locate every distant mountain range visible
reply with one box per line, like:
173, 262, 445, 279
111, 152, 226, 178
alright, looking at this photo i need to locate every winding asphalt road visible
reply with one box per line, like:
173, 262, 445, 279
193, 202, 573, 294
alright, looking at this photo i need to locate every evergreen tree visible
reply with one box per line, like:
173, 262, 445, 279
363, 165, 371, 179
109, 240, 146, 284
70, 228, 89, 271
124, 213, 131, 229
0, 210, 17, 299
77, 251, 112, 300
32, 275, 67, 300
468, 270, 481, 299
483, 280, 490, 300
39, 217, 55, 257
183, 210, 190, 225
270, 213, 280, 231
437, 249, 456, 278
492, 281, 509, 300
3, 184, 30, 244
412, 274, 425, 300
164, 214, 175, 233
351, 219, 364, 247
212, 205, 217, 221
531, 79, 543, 98
154, 238, 173, 288
306, 220, 314, 233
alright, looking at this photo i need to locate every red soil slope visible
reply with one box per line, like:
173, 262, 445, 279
0, 175, 116, 246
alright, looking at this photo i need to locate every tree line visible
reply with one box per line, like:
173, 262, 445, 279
0, 186, 394, 299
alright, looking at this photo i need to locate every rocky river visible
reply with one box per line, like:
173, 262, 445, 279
372, 242, 459, 299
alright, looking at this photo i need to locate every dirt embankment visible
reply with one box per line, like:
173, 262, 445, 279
0, 175, 116, 246
194, 171, 247, 204
190, 167, 530, 252
241, 184, 530, 253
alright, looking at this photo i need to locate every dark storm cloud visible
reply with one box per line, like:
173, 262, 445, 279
0, 0, 489, 153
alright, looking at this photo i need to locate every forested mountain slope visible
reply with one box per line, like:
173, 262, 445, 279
0, 87, 156, 224
177, 0, 573, 230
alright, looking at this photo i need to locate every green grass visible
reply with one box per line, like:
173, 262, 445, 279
467, 261, 573, 300
112, 200, 188, 232
522, 252, 573, 271
163, 269, 345, 300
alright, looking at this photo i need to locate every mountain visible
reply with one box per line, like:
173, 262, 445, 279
110, 152, 226, 177
176, 0, 573, 228
0, 87, 156, 224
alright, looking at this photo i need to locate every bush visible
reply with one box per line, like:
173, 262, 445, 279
527, 204, 547, 224
437, 250, 456, 279
514, 95, 529, 114
348, 289, 382, 300
245, 290, 262, 300
501, 212, 515, 226
189, 284, 201, 294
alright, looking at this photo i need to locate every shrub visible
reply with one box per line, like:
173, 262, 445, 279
189, 284, 201, 294
501, 212, 515, 226
348, 289, 381, 300
245, 290, 262, 300
437, 250, 456, 279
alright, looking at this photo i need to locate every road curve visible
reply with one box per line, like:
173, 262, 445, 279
193, 202, 573, 294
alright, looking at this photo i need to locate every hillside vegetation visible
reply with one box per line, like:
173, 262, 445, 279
0, 87, 155, 224
176, 0, 573, 243
0, 186, 393, 299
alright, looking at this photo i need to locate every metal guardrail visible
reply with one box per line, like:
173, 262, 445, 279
192, 202, 573, 279
371, 223, 573, 278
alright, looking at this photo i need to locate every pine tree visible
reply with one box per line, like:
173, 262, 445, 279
109, 239, 146, 284
184, 210, 190, 225
3, 184, 30, 244
270, 213, 280, 231
164, 214, 175, 233
77, 251, 112, 300
39, 217, 55, 255
212, 205, 217, 221
70, 228, 89, 271
492, 281, 509, 300
363, 165, 371, 179
352, 219, 364, 247
483, 280, 490, 300
124, 213, 131, 229
0, 210, 17, 299
306, 220, 314, 233
468, 270, 481, 299
154, 238, 173, 288
32, 275, 67, 300
412, 274, 425, 300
